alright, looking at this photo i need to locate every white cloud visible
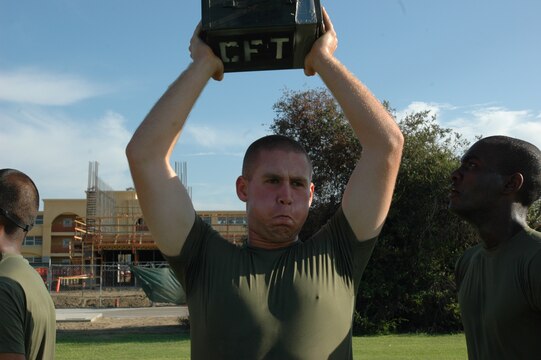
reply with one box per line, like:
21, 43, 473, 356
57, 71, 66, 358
0, 68, 108, 105
395, 101, 454, 121
0, 107, 132, 206
183, 124, 266, 150
443, 106, 541, 150
184, 152, 244, 157
397, 101, 541, 152
191, 183, 244, 211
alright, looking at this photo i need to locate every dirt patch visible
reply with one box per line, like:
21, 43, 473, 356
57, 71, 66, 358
52, 288, 163, 308
54, 288, 189, 333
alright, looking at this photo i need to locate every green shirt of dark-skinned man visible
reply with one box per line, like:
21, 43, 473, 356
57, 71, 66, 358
450, 136, 541, 360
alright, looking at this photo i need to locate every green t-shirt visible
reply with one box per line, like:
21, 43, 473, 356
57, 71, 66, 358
166, 207, 377, 359
455, 227, 541, 360
0, 254, 56, 360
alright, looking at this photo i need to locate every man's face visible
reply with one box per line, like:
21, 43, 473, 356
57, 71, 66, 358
237, 149, 314, 247
449, 142, 505, 219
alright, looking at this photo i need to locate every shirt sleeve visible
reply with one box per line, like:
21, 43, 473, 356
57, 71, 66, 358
0, 277, 26, 355
163, 215, 223, 294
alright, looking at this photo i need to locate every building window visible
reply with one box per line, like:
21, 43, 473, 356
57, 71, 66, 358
25, 256, 43, 264
63, 218, 73, 228
228, 217, 247, 225
23, 236, 43, 246
62, 238, 70, 248
135, 218, 148, 232
35, 215, 43, 225
217, 217, 227, 225
201, 216, 211, 225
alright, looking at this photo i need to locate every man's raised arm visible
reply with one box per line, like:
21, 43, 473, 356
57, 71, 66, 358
126, 25, 224, 256
305, 9, 404, 242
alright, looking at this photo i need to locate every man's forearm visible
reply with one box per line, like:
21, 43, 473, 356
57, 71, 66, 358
314, 56, 402, 151
312, 54, 403, 241
127, 60, 216, 164
125, 59, 217, 256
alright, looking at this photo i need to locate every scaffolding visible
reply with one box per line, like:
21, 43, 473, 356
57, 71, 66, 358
70, 161, 246, 267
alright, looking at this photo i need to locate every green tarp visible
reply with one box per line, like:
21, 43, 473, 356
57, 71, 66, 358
131, 266, 186, 305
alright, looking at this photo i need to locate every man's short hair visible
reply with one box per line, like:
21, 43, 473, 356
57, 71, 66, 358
476, 136, 541, 206
0, 169, 39, 236
242, 135, 313, 179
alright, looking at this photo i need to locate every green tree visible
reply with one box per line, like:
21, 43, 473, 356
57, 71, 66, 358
270, 88, 478, 334
356, 109, 477, 334
528, 200, 541, 230
271, 88, 360, 239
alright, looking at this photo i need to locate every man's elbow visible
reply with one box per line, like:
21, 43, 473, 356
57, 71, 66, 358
125, 137, 148, 166
387, 127, 404, 159
125, 138, 137, 162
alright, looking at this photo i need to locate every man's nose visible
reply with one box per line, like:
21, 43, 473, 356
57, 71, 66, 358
277, 184, 293, 205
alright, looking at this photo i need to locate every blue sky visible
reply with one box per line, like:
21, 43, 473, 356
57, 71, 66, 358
1, 0, 540, 211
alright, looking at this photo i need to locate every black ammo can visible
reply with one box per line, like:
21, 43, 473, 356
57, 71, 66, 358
201, 0, 323, 72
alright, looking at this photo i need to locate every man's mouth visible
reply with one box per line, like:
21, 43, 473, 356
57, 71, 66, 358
273, 214, 293, 223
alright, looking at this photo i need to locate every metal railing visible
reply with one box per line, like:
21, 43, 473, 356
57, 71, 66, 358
32, 261, 170, 293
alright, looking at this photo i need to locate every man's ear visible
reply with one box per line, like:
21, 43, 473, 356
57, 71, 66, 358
236, 176, 248, 202
308, 183, 315, 207
502, 172, 524, 195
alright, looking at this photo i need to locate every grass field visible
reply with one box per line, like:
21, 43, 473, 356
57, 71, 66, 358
56, 332, 467, 359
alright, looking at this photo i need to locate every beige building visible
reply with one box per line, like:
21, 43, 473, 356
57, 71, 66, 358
21, 162, 247, 267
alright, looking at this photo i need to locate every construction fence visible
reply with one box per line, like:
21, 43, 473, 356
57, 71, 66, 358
32, 261, 171, 293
